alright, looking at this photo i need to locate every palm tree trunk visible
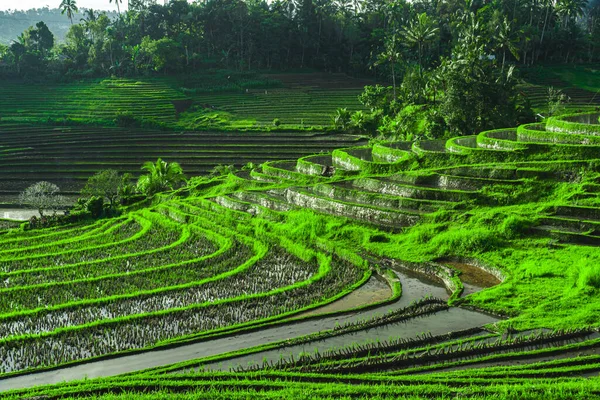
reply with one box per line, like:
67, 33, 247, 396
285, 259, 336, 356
391, 61, 396, 100
540, 2, 550, 46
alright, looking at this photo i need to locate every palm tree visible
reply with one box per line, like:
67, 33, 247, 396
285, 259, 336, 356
496, 18, 521, 72
539, 0, 555, 46
109, 0, 122, 14
80, 8, 98, 42
80, 8, 97, 25
375, 34, 402, 100
401, 13, 439, 77
137, 158, 186, 195
60, 0, 78, 25
556, 0, 588, 25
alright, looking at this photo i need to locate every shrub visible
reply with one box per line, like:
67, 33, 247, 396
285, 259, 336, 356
210, 164, 236, 177
272, 118, 281, 127
331, 108, 351, 131
115, 112, 139, 128
172, 99, 193, 114
85, 196, 105, 218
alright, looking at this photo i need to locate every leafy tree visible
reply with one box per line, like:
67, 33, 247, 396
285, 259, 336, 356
8, 41, 26, 74
438, 41, 521, 135
137, 158, 186, 195
81, 169, 125, 209
547, 87, 570, 116
139, 36, 182, 73
358, 85, 395, 114
210, 164, 236, 177
119, 173, 136, 199
60, 0, 79, 25
19, 181, 65, 217
22, 21, 55, 56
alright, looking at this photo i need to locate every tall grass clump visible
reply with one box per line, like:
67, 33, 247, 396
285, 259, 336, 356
571, 259, 600, 290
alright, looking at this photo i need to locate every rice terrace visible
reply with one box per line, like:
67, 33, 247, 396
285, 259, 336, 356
1, 0, 600, 399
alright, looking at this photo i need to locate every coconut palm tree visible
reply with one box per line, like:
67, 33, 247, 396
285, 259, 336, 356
109, 0, 122, 14
496, 17, 521, 72
556, 0, 588, 25
137, 158, 186, 195
375, 34, 402, 100
80, 8, 97, 25
402, 13, 439, 77
60, 0, 78, 25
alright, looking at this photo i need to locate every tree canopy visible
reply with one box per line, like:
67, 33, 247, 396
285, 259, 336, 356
0, 0, 597, 80
19, 181, 65, 217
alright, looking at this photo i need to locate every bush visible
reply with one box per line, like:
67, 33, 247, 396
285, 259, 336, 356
115, 112, 139, 128
331, 108, 351, 131
85, 196, 104, 218
272, 118, 281, 127
210, 164, 236, 177
172, 99, 193, 114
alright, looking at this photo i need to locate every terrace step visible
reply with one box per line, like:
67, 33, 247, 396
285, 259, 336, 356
397, 330, 600, 375
261, 160, 323, 182
284, 187, 421, 228
350, 177, 479, 202
314, 183, 458, 213
296, 154, 335, 176
412, 139, 448, 154
538, 216, 600, 235
249, 169, 293, 183
231, 190, 295, 212
388, 172, 522, 192
553, 205, 600, 221
532, 225, 600, 245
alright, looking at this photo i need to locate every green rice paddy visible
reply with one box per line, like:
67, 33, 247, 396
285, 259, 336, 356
1, 72, 600, 399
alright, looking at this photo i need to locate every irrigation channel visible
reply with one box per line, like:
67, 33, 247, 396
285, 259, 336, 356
0, 264, 500, 391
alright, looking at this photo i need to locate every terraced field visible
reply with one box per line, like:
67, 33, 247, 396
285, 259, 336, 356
0, 73, 368, 130
0, 79, 185, 125
519, 65, 600, 114
175, 73, 370, 129
1, 110, 600, 398
0, 124, 364, 203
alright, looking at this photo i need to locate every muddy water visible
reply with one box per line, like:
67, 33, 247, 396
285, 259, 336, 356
0, 266, 500, 391
442, 261, 501, 297
203, 308, 498, 372
296, 275, 392, 318
198, 269, 497, 372
0, 209, 39, 221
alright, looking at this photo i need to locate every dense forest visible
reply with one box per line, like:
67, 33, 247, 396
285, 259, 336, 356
1, 0, 599, 77
0, 0, 598, 137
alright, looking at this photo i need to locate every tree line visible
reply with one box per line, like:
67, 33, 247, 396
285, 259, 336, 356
0, 0, 598, 80
0, 0, 597, 139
